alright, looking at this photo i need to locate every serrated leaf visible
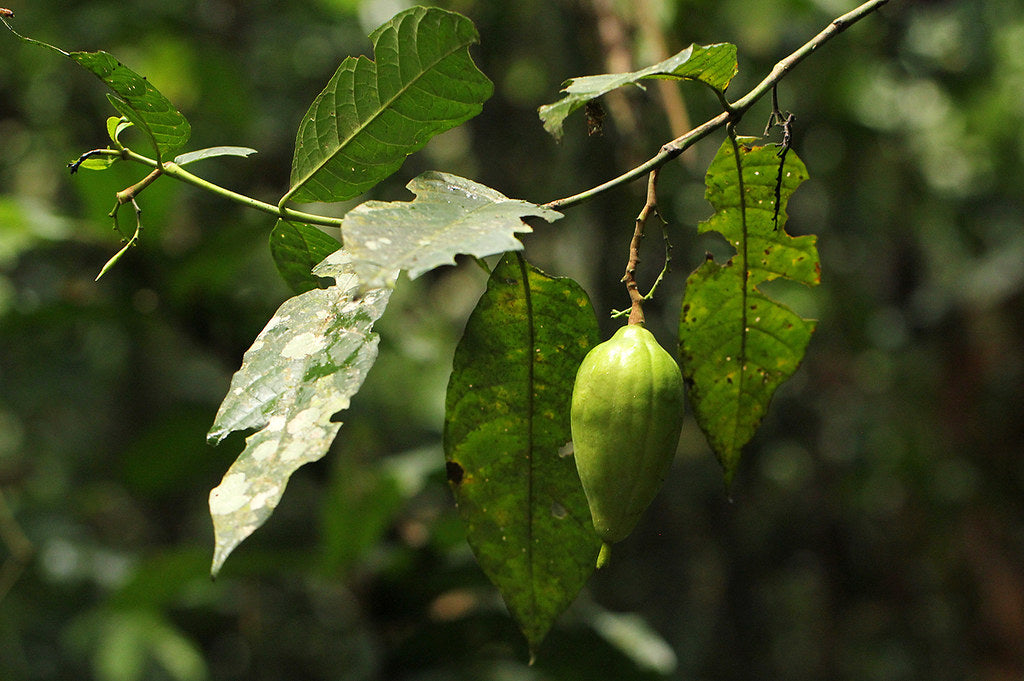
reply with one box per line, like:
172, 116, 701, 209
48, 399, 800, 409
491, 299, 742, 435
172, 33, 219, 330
444, 252, 601, 653
678, 139, 819, 484
206, 250, 392, 576
283, 7, 493, 204
173, 146, 258, 166
539, 43, 738, 140
342, 171, 560, 287
269, 220, 342, 295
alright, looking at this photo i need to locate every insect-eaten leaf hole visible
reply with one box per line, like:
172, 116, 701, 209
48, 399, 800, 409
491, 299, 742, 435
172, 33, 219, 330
445, 460, 464, 485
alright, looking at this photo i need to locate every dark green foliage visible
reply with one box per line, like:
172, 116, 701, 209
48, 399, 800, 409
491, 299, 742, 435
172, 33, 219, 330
444, 253, 601, 651
269, 220, 341, 295
284, 7, 494, 204
2, 1, 1023, 679
679, 138, 818, 483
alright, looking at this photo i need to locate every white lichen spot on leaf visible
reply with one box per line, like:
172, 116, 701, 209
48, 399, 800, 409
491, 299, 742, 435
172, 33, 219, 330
281, 331, 327, 359
209, 473, 249, 515
251, 441, 278, 462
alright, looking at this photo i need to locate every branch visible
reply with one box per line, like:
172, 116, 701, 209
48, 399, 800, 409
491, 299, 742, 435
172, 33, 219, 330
86, 148, 344, 230
622, 170, 660, 326
543, 0, 891, 211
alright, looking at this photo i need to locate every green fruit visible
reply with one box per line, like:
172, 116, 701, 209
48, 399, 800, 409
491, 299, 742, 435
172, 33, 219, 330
570, 324, 684, 564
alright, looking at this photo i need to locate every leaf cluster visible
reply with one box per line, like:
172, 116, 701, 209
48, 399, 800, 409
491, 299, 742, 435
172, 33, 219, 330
1, 1, 883, 656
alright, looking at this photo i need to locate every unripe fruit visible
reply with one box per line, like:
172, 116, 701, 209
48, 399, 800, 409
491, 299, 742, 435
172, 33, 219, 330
570, 324, 684, 566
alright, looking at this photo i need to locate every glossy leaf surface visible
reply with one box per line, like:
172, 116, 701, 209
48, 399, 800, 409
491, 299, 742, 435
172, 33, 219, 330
73, 51, 191, 160
172, 146, 258, 166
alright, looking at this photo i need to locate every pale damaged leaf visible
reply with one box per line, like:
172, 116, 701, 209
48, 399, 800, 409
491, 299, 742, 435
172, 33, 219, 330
207, 251, 392, 575
343, 171, 561, 287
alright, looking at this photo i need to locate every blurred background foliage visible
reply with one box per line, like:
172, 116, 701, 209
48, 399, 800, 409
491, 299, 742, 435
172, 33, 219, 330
1, 0, 1023, 679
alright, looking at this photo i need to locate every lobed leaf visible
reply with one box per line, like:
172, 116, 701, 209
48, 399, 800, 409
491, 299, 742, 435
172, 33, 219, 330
283, 7, 493, 204
678, 138, 819, 484
206, 250, 392, 576
269, 220, 342, 295
444, 253, 601, 653
539, 43, 738, 140
342, 171, 560, 287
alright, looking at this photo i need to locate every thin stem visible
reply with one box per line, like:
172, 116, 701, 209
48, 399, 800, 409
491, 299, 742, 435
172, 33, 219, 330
116, 149, 344, 229
60, 0, 888, 232
544, 0, 890, 211
116, 167, 162, 205
622, 169, 660, 326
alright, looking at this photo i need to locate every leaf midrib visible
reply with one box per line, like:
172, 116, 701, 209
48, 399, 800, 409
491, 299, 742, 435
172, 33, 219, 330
284, 19, 474, 204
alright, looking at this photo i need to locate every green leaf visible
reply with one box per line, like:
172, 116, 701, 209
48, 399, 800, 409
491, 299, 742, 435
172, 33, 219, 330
269, 220, 342, 294
3, 23, 191, 160
342, 171, 561, 287
678, 138, 819, 484
76, 156, 119, 172
283, 7, 493, 204
539, 43, 737, 140
444, 252, 601, 653
71, 51, 192, 160
24, 38, 190, 159
106, 116, 132, 146
172, 146, 258, 166
86, 609, 208, 681
206, 250, 392, 576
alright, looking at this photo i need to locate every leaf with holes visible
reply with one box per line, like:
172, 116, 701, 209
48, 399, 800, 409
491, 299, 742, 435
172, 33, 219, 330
444, 253, 601, 653
206, 250, 392, 576
282, 7, 492, 204
342, 171, 560, 287
539, 42, 737, 140
678, 138, 819, 485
